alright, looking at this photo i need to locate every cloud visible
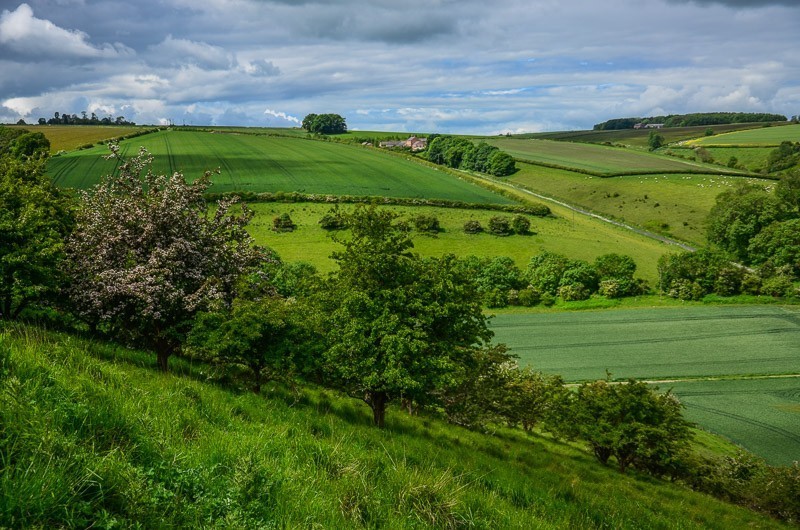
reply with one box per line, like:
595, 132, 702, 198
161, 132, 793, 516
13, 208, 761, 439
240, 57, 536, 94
0, 3, 131, 58
264, 109, 300, 124
667, 0, 798, 7
147, 35, 232, 69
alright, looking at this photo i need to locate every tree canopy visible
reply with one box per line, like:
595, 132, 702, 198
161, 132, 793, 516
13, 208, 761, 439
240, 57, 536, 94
302, 113, 347, 134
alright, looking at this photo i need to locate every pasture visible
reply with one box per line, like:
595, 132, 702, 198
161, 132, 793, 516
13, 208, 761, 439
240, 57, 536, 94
484, 138, 731, 175
491, 305, 800, 464
507, 163, 771, 246
46, 129, 511, 204
8, 124, 144, 152
690, 123, 800, 146
246, 202, 670, 282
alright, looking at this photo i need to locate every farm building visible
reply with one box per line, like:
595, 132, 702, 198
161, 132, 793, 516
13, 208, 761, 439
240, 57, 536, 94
379, 136, 428, 151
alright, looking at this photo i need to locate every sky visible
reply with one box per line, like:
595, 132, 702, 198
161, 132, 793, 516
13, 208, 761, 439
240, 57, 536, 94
0, 0, 798, 134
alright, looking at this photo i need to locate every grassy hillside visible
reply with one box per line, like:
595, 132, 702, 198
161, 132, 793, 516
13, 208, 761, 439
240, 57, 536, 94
247, 202, 670, 283
506, 162, 773, 246
484, 138, 727, 176
0, 322, 786, 528
689, 124, 800, 146
491, 305, 800, 465
497, 122, 789, 148
46, 129, 513, 204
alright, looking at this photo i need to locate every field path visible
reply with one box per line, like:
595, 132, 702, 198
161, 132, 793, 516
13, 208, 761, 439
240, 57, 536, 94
469, 172, 697, 251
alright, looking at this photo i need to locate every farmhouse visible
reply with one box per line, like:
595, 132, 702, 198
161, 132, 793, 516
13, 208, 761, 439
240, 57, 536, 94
633, 123, 664, 129
379, 136, 428, 151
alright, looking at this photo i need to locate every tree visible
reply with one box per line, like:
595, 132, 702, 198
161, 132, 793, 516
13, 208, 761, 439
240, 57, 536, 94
302, 113, 347, 134
511, 215, 531, 234
775, 170, 800, 212
487, 150, 516, 176
321, 206, 492, 427
706, 183, 787, 262
189, 297, 299, 393
568, 380, 692, 474
526, 251, 570, 294
0, 155, 73, 319
488, 216, 512, 236
66, 146, 264, 371
747, 219, 800, 278
9, 132, 50, 159
648, 130, 664, 151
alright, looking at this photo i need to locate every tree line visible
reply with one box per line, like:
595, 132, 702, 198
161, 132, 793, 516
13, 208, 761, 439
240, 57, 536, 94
19, 111, 137, 126
425, 136, 516, 176
594, 112, 788, 130
0, 141, 798, 522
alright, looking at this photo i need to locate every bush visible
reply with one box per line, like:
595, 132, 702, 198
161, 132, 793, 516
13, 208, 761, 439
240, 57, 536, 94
540, 292, 555, 307
488, 216, 512, 236
760, 274, 794, 297
484, 288, 509, 308
463, 219, 483, 234
511, 215, 531, 234
516, 288, 540, 307
272, 213, 296, 232
557, 283, 591, 301
318, 210, 346, 230
412, 214, 440, 234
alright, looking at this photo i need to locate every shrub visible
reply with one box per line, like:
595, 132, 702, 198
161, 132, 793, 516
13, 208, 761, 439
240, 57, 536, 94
511, 215, 531, 234
412, 214, 440, 234
540, 292, 555, 306
557, 283, 591, 301
273, 213, 296, 232
516, 288, 541, 307
488, 216, 512, 236
760, 274, 794, 297
463, 219, 483, 234
484, 288, 509, 308
319, 209, 346, 230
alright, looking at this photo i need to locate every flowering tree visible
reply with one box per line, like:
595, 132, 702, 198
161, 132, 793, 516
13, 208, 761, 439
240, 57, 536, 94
66, 146, 264, 371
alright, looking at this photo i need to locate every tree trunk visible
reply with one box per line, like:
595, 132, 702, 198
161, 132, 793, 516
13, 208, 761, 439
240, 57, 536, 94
154, 337, 172, 372
366, 390, 388, 428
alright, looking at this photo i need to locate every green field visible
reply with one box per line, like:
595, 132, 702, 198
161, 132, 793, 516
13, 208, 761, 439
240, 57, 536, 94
690, 123, 800, 146
502, 123, 787, 148
247, 202, 671, 282
490, 305, 800, 464
46, 129, 512, 204
507, 162, 770, 245
484, 138, 732, 175
8, 124, 145, 152
668, 377, 800, 465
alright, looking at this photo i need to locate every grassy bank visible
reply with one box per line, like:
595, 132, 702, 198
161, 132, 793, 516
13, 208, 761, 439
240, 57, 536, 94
0, 322, 785, 528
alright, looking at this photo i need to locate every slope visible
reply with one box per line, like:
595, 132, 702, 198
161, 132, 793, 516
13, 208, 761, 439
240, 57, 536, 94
0, 322, 784, 529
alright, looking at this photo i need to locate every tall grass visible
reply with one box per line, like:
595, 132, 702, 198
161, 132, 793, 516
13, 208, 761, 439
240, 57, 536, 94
0, 322, 784, 528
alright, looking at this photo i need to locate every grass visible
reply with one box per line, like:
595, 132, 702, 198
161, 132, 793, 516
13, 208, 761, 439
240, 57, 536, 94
490, 305, 800, 465
46, 129, 513, 204
689, 124, 800, 146
8, 124, 145, 152
484, 138, 737, 176
0, 321, 786, 528
507, 162, 773, 246
247, 202, 670, 283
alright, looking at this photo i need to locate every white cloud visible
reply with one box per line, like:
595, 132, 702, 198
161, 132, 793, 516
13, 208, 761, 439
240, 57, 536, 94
0, 3, 130, 58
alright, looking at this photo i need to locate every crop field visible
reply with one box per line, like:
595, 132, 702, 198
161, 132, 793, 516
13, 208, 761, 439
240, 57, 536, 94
501, 123, 782, 148
8, 124, 144, 152
490, 305, 800, 464
666, 147, 775, 173
246, 202, 669, 281
484, 138, 731, 175
46, 129, 511, 204
667, 377, 800, 465
507, 163, 771, 246
690, 124, 800, 146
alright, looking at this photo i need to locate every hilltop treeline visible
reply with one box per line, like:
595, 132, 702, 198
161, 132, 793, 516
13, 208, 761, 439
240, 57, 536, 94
594, 112, 787, 130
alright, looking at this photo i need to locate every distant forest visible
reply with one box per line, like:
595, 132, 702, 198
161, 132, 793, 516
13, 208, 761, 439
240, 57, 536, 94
594, 112, 788, 130
22, 111, 136, 126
